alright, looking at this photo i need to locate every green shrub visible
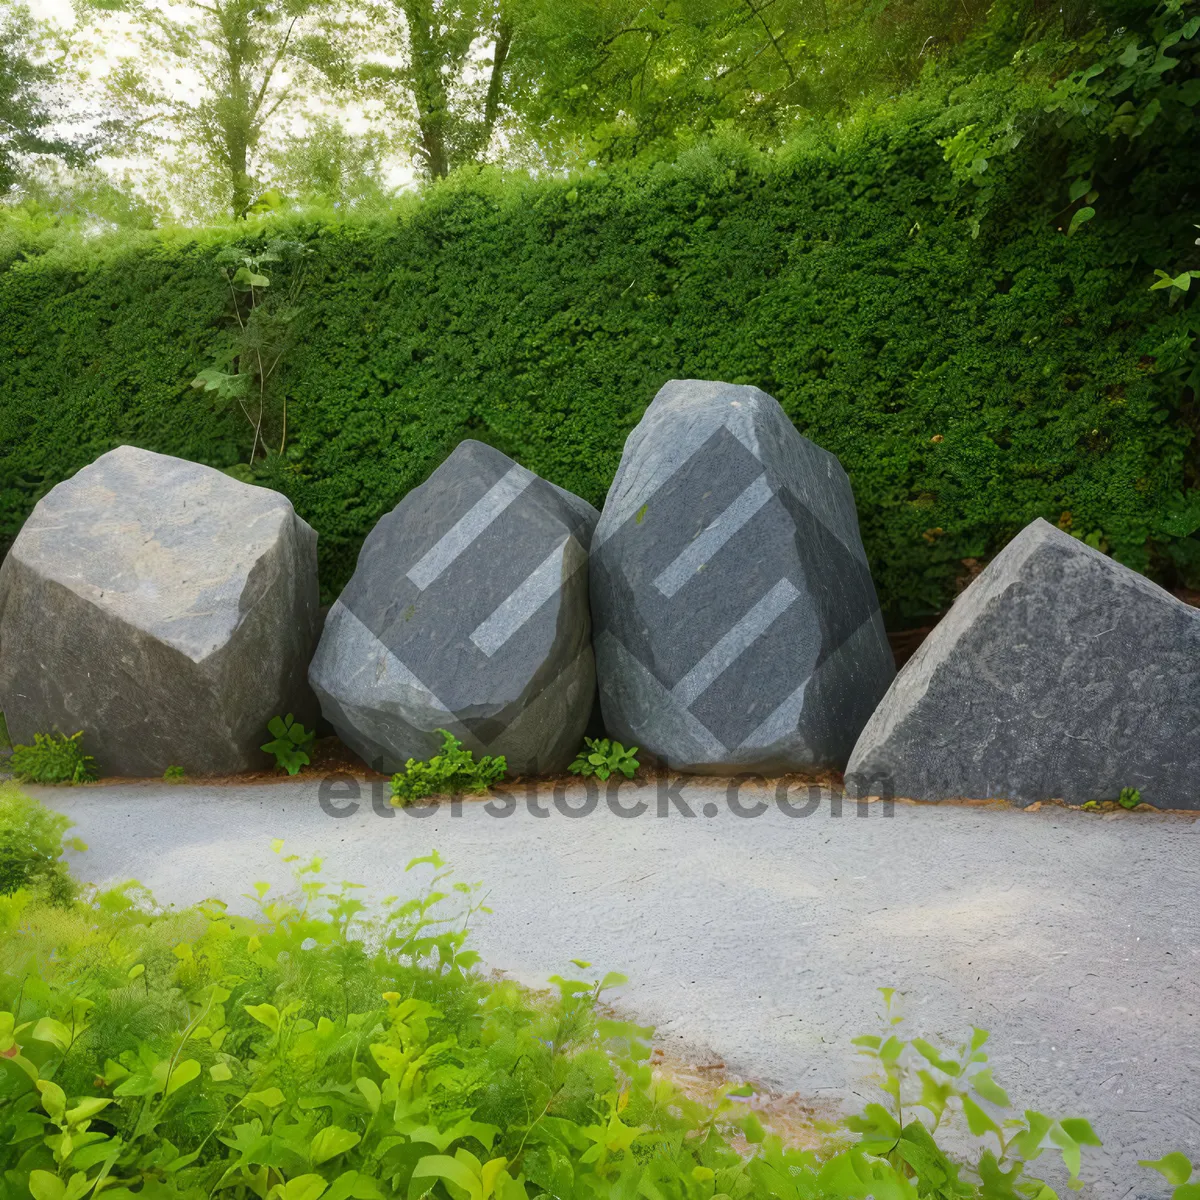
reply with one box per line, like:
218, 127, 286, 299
568, 737, 639, 781
163, 764, 185, 781
0, 804, 1189, 1199
390, 730, 507, 805
0, 783, 82, 901
261, 713, 316, 775
1, 77, 1196, 619
10, 731, 97, 784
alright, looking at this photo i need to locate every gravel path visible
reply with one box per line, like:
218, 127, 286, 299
36, 777, 1200, 1197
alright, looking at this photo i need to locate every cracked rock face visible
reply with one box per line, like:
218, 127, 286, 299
589, 379, 895, 775
0, 445, 320, 776
845, 518, 1200, 808
309, 440, 599, 776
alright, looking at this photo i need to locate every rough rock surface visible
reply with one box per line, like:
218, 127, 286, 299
590, 379, 895, 774
845, 518, 1200, 808
309, 440, 599, 776
0, 445, 320, 776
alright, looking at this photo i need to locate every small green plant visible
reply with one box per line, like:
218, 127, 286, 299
162, 764, 185, 781
1118, 787, 1142, 810
1140, 1152, 1199, 1199
10, 731, 96, 784
569, 736, 640, 781
391, 729, 507, 805
849, 988, 1104, 1192
191, 239, 311, 463
260, 713, 315, 775
0, 784, 84, 901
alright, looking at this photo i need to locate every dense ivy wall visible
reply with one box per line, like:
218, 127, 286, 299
2, 117, 1197, 620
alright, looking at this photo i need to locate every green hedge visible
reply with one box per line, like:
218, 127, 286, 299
2, 110, 1198, 620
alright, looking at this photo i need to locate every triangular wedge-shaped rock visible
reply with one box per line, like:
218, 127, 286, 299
846, 519, 1200, 808
0, 446, 320, 776
590, 379, 895, 774
309, 440, 599, 775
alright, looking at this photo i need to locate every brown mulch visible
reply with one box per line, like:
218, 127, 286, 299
645, 1042, 840, 1153
886, 624, 937, 669
94, 737, 388, 788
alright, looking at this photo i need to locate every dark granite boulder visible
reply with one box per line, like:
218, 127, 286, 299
0, 446, 320, 776
845, 519, 1200, 808
309, 440, 599, 776
590, 379, 895, 774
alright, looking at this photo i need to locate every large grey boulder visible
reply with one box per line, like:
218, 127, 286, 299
309, 440, 599, 776
590, 379, 895, 775
0, 445, 320, 776
845, 519, 1200, 808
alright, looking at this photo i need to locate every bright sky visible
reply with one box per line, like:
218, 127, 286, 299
24, 0, 419, 216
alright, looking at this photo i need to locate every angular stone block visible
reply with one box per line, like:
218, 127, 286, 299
590, 379, 895, 774
845, 518, 1200, 808
309, 440, 599, 776
0, 445, 320, 776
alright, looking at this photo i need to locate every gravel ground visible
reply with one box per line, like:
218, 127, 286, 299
35, 776, 1200, 1199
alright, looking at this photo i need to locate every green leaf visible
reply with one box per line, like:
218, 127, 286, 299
1139, 1152, 1193, 1186
1048, 1121, 1085, 1180
1118, 40, 1142, 67
245, 1003, 282, 1032
736, 1111, 765, 1144
411, 1155, 481, 1200
33, 1017, 73, 1052
1068, 178, 1092, 202
280, 1175, 327, 1200
232, 266, 271, 289
311, 1126, 362, 1165
962, 1094, 1000, 1137
113, 1073, 160, 1098
65, 1097, 111, 1124
912, 1037, 960, 1075
246, 1087, 286, 1109
972, 1067, 1010, 1107
1060, 1117, 1102, 1147
164, 1058, 201, 1095
28, 1171, 66, 1200
1067, 206, 1095, 236
37, 1079, 67, 1118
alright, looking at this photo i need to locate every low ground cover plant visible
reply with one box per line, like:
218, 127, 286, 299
261, 715, 316, 776
0, 783, 82, 902
8, 733, 96, 785
568, 739, 639, 782
390, 731, 506, 806
0, 789, 1190, 1199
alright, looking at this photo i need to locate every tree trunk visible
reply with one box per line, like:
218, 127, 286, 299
404, 0, 452, 178
480, 17, 513, 152
229, 134, 253, 218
